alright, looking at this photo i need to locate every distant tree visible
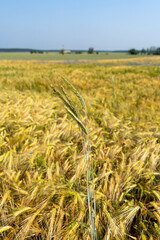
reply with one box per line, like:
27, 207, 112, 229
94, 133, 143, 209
30, 50, 37, 54
88, 47, 94, 54
96, 51, 99, 54
146, 48, 150, 55
38, 51, 43, 54
150, 46, 157, 54
128, 48, 139, 55
75, 51, 82, 54
156, 47, 160, 55
60, 48, 64, 55
147, 46, 157, 55
141, 48, 146, 55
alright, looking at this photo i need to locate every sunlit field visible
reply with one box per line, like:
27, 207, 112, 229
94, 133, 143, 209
0, 51, 159, 62
0, 58, 160, 239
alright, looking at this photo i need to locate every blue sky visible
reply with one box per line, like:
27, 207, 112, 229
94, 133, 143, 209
1, 0, 160, 50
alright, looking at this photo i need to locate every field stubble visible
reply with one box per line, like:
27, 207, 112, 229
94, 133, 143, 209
0, 59, 160, 239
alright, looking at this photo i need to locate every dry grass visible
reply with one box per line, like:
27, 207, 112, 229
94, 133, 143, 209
0, 59, 160, 239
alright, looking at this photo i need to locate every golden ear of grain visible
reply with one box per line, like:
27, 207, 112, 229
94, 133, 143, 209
104, 209, 120, 237
152, 190, 160, 201
47, 208, 57, 240
13, 207, 32, 218
17, 210, 41, 240
0, 190, 11, 210
124, 206, 140, 227
0, 226, 12, 233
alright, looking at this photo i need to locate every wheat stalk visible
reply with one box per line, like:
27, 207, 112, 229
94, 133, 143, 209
51, 77, 97, 240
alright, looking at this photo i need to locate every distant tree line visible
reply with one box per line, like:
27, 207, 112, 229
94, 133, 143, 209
128, 47, 160, 55
30, 50, 44, 54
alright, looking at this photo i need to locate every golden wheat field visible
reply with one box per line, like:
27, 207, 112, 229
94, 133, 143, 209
0, 57, 160, 240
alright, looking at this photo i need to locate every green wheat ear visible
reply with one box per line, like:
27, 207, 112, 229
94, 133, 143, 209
65, 107, 87, 134
61, 86, 79, 117
51, 84, 78, 118
51, 84, 87, 134
62, 76, 86, 109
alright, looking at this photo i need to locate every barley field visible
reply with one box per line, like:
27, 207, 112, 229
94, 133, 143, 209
0, 57, 160, 239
